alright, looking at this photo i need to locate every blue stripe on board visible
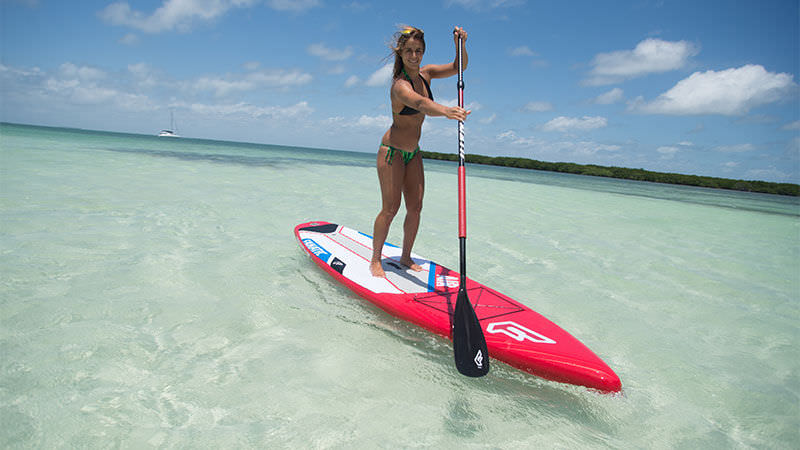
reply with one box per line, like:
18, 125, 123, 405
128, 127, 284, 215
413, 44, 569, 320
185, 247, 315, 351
358, 231, 399, 248
302, 238, 331, 263
427, 262, 437, 292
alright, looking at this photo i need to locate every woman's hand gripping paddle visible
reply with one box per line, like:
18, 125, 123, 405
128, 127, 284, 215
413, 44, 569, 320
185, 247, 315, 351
452, 28, 489, 377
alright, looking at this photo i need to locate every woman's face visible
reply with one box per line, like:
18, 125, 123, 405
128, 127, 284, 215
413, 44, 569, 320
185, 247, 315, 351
400, 38, 425, 69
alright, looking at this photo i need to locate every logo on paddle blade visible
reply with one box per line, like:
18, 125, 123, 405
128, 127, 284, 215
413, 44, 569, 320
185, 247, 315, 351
474, 349, 484, 369
486, 321, 556, 344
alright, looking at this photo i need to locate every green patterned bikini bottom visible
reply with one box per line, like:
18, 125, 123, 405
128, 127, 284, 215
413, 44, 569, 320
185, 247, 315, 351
381, 144, 420, 165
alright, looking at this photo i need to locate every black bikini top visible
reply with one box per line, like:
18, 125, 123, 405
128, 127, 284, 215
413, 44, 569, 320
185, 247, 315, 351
398, 68, 433, 116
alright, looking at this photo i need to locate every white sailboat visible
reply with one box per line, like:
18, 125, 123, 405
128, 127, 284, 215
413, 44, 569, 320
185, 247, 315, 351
158, 110, 179, 137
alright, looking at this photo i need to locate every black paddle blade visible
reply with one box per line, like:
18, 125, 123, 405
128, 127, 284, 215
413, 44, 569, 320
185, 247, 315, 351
453, 288, 489, 377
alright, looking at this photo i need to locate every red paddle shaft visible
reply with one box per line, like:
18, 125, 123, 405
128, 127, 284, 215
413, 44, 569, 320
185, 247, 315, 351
457, 33, 467, 242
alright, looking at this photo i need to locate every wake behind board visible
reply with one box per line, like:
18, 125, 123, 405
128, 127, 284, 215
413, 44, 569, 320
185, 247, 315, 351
295, 221, 621, 392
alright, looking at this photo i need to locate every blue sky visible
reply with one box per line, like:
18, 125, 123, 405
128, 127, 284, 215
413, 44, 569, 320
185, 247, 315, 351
2, 0, 798, 182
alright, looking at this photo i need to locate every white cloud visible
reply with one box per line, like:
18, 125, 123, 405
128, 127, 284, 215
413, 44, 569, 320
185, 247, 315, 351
593, 88, 624, 105
569, 141, 621, 156
128, 62, 159, 88
446, 0, 524, 10
191, 77, 251, 97
657, 146, 679, 159
509, 46, 536, 57
497, 130, 538, 146
328, 64, 346, 75
633, 65, 796, 116
246, 69, 313, 87
98, 0, 259, 33
586, 38, 698, 85
59, 62, 106, 81
523, 101, 553, 112
324, 114, 391, 129
366, 64, 393, 87
35, 63, 155, 111
480, 113, 497, 124
17, 62, 150, 111
119, 33, 139, 45
789, 136, 800, 154
344, 75, 360, 88
344, 2, 370, 12
186, 100, 313, 119
712, 143, 755, 153
540, 116, 607, 132
268, 0, 320, 12
656, 140, 692, 160
745, 167, 792, 181
117, 92, 155, 111
782, 120, 800, 130
43, 78, 77, 92
497, 130, 621, 158
508, 46, 548, 68
308, 43, 354, 61
721, 162, 740, 174
2, 60, 318, 131
354, 114, 391, 128
0, 64, 45, 80
188, 69, 312, 96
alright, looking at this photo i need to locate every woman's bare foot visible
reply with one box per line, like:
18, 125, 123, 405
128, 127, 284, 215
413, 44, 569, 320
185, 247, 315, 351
370, 260, 386, 277
400, 257, 423, 272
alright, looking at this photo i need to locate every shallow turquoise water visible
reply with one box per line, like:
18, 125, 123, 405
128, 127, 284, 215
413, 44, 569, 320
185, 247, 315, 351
1, 123, 798, 447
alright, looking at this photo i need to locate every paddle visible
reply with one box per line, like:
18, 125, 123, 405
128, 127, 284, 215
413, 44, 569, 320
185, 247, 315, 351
452, 28, 489, 377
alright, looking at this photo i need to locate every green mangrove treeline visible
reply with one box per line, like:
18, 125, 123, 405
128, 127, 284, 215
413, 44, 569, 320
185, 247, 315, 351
420, 151, 799, 197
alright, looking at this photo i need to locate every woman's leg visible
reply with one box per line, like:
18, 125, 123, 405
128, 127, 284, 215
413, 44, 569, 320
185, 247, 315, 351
400, 152, 424, 271
370, 145, 405, 277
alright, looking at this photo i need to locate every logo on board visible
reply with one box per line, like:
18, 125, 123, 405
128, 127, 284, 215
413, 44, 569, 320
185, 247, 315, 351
435, 275, 459, 288
302, 238, 330, 263
330, 257, 346, 274
486, 321, 556, 344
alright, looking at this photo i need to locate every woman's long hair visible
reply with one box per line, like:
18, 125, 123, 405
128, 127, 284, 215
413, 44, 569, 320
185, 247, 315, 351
391, 26, 425, 78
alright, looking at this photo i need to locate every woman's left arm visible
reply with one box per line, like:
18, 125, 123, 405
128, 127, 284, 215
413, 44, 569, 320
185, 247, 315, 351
424, 27, 468, 80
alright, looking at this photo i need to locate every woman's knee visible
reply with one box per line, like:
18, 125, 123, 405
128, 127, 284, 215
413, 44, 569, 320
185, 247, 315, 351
380, 201, 402, 220
405, 198, 423, 215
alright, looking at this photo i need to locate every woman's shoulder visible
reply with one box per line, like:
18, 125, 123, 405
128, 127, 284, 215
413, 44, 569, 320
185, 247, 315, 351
419, 66, 434, 80
390, 75, 413, 92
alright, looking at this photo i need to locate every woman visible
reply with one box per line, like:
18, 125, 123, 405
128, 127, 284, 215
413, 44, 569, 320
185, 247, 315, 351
370, 26, 470, 277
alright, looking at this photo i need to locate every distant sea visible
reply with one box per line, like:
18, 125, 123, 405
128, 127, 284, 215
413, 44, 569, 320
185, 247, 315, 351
2, 122, 798, 447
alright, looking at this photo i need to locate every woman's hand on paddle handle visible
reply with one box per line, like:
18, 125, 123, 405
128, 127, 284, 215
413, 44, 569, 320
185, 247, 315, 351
452, 27, 468, 76
445, 106, 470, 121
453, 27, 467, 46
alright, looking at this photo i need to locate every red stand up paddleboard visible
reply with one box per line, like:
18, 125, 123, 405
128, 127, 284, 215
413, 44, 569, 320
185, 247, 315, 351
295, 221, 622, 392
